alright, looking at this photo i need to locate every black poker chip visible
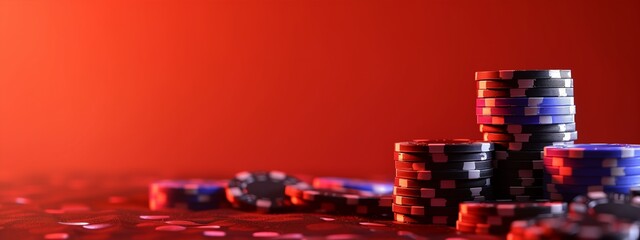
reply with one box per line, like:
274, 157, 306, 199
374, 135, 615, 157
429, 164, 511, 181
226, 171, 310, 212
394, 151, 492, 162
483, 132, 577, 143
497, 169, 545, 179
477, 88, 573, 98
495, 159, 544, 170
392, 203, 459, 216
476, 78, 573, 89
290, 196, 392, 216
394, 160, 493, 171
392, 186, 493, 199
503, 177, 544, 187
508, 214, 640, 240
392, 195, 479, 207
492, 141, 574, 151
460, 200, 566, 217
284, 186, 392, 207
495, 150, 543, 160
480, 123, 577, 134
475, 70, 572, 80
394, 139, 494, 153
394, 177, 491, 189
395, 169, 494, 180
495, 186, 544, 197
569, 191, 640, 223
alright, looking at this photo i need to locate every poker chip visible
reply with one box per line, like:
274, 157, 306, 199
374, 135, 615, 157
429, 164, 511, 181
543, 156, 640, 168
394, 177, 491, 189
393, 213, 457, 225
545, 183, 633, 195
475, 70, 572, 80
632, 187, 640, 197
498, 169, 545, 179
392, 186, 492, 198
496, 160, 544, 170
149, 179, 227, 211
394, 151, 492, 162
545, 174, 640, 186
496, 150, 543, 160
394, 139, 494, 153
226, 171, 309, 213
484, 132, 577, 143
480, 123, 577, 134
476, 114, 575, 125
504, 177, 544, 187
476, 106, 576, 116
544, 144, 640, 158
544, 165, 640, 177
477, 88, 573, 98
495, 186, 544, 196
493, 141, 573, 151
457, 200, 566, 235
476, 97, 575, 107
290, 195, 392, 216
394, 160, 493, 171
476, 78, 573, 89
392, 139, 495, 225
508, 213, 640, 240
285, 186, 392, 207
311, 177, 393, 195
395, 169, 494, 180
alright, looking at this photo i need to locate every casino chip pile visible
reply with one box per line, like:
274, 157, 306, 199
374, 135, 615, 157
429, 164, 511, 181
393, 139, 495, 225
149, 179, 227, 210
457, 200, 566, 235
475, 69, 578, 200
508, 192, 640, 239
286, 177, 393, 216
226, 171, 311, 213
543, 144, 640, 201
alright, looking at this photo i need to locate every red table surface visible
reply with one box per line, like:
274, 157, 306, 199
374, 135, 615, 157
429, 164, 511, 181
0, 174, 500, 240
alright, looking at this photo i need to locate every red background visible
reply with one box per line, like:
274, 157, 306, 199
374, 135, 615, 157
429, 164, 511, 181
1, 0, 639, 179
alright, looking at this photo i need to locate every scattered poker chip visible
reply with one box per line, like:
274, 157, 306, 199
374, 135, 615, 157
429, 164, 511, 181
480, 123, 577, 134
311, 177, 393, 195
395, 169, 494, 180
545, 174, 640, 186
392, 204, 459, 216
543, 156, 640, 168
544, 143, 640, 158
475, 97, 574, 107
226, 171, 310, 212
392, 195, 476, 207
149, 179, 227, 211
476, 106, 576, 116
545, 183, 633, 194
496, 160, 543, 170
459, 201, 566, 217
570, 192, 640, 223
544, 165, 640, 177
394, 177, 491, 189
456, 219, 512, 235
394, 151, 492, 162
394, 160, 493, 171
508, 214, 640, 240
475, 70, 572, 80
476, 78, 573, 89
493, 141, 574, 151
394, 139, 494, 153
392, 186, 492, 198
477, 114, 575, 125
457, 212, 524, 226
394, 213, 457, 225
285, 186, 392, 207
290, 196, 392, 216
477, 88, 574, 98
496, 150, 543, 160
485, 132, 577, 143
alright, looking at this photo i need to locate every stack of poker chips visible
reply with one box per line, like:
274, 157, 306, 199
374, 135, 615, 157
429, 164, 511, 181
392, 139, 494, 225
475, 69, 578, 200
149, 179, 227, 211
543, 144, 640, 201
457, 200, 566, 235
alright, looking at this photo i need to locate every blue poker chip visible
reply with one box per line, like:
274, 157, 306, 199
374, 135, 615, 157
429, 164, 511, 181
543, 156, 640, 168
311, 177, 393, 195
544, 165, 640, 177
475, 97, 574, 107
476, 114, 575, 125
475, 70, 572, 80
544, 144, 640, 159
476, 106, 576, 116
545, 183, 634, 195
545, 174, 640, 186
149, 179, 227, 211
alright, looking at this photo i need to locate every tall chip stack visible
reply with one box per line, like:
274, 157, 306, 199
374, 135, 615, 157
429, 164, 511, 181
392, 139, 494, 225
543, 144, 640, 201
475, 70, 577, 201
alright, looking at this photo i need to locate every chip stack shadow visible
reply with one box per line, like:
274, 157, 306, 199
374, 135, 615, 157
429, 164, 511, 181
393, 139, 495, 225
475, 70, 578, 200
